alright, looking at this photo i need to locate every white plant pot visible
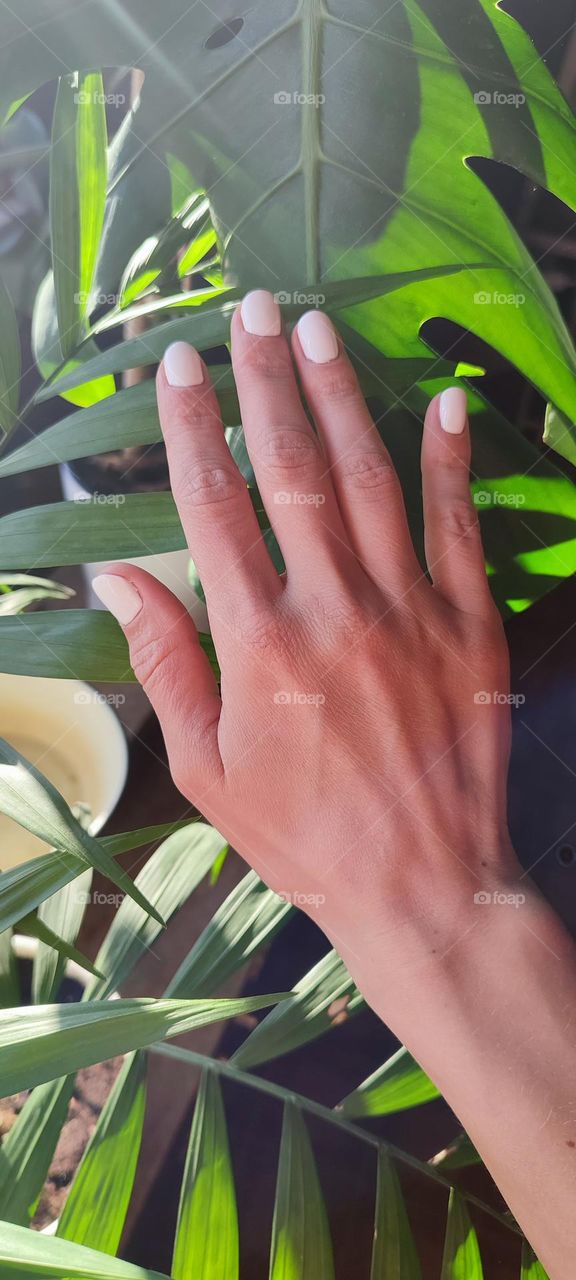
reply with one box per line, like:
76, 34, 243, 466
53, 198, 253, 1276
0, 673, 129, 870
60, 463, 209, 629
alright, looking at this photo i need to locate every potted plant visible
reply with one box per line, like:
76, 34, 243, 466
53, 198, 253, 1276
0, 0, 574, 1274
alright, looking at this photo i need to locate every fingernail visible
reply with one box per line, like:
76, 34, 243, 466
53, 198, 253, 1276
241, 290, 281, 337
163, 341, 204, 387
297, 311, 339, 363
92, 574, 142, 625
440, 387, 467, 434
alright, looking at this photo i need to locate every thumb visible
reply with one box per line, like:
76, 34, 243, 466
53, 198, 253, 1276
92, 566, 222, 797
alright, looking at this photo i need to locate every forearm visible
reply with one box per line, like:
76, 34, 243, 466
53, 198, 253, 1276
335, 875, 576, 1280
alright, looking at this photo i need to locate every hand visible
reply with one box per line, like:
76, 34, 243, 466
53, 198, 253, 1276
93, 290, 519, 969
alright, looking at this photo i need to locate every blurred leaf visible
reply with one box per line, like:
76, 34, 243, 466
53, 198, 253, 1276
0, 928, 18, 1007
340, 1047, 440, 1118
0, 993, 288, 1095
370, 1152, 422, 1280
270, 1102, 334, 1280
32, 870, 93, 1003
76, 73, 108, 315
32, 270, 116, 408
0, 493, 185, 570
0, 572, 73, 615
0, 273, 20, 439
0, 737, 163, 925
166, 871, 291, 1000
440, 1190, 483, 1280
57, 1051, 147, 1253
0, 1220, 168, 1277
87, 823, 228, 1000
172, 1070, 238, 1280
232, 949, 363, 1071
543, 403, 576, 469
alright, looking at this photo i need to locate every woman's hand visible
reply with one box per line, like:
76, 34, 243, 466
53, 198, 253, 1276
94, 292, 576, 1279
93, 289, 517, 968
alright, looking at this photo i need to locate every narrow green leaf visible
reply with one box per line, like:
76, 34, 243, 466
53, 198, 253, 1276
0, 492, 184, 570
340, 1047, 440, 1118
0, 994, 288, 1095
429, 1134, 481, 1172
172, 1070, 239, 1280
370, 1152, 422, 1280
57, 1051, 147, 1254
166, 871, 291, 1000
270, 1102, 335, 1280
521, 1242, 550, 1279
0, 737, 163, 925
232, 949, 363, 1071
0, 823, 193, 936
0, 273, 20, 438
0, 928, 18, 1007
50, 77, 82, 356
0, 1075, 75, 1225
20, 903, 102, 984
87, 824, 228, 1000
76, 72, 107, 315
0, 1220, 168, 1278
440, 1190, 484, 1280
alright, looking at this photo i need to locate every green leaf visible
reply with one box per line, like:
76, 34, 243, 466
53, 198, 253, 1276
0, 573, 73, 615
32, 271, 116, 409
0, 1075, 75, 1225
232, 949, 363, 1071
0, 493, 185, 570
0, 737, 163, 925
49, 72, 107, 358
0, 1220, 168, 1278
57, 1051, 147, 1254
172, 1070, 239, 1280
270, 1103, 334, 1280
166, 871, 291, 999
521, 1243, 549, 1280
440, 1190, 484, 1280
370, 1152, 422, 1280
31, 870, 93, 1003
20, 903, 102, 985
0, 993, 288, 1095
0, 928, 18, 1007
0, 273, 20, 439
429, 1133, 482, 1172
340, 1047, 440, 1119
0, 610, 135, 682
87, 823, 228, 1000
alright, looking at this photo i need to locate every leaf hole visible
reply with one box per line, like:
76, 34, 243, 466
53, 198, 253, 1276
205, 18, 244, 49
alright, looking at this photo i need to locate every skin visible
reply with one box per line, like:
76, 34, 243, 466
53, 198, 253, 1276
98, 295, 576, 1278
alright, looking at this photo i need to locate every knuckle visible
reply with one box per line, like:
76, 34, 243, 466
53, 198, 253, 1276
315, 367, 359, 404
439, 497, 480, 540
339, 451, 397, 499
242, 344, 293, 382
176, 458, 245, 508
131, 632, 176, 690
257, 426, 321, 475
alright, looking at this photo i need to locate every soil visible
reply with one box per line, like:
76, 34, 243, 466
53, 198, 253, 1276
0, 1055, 122, 1229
